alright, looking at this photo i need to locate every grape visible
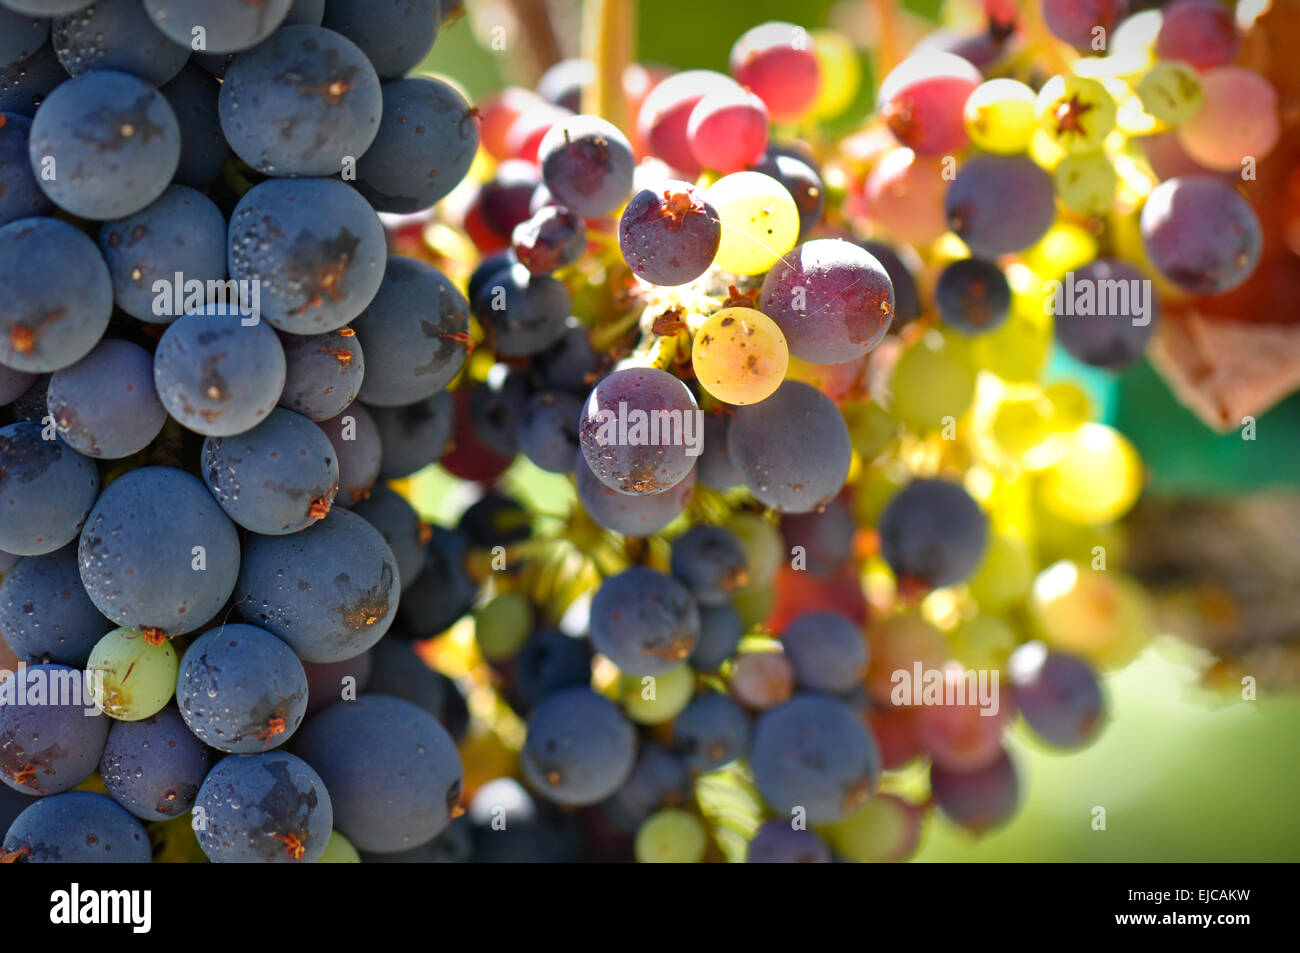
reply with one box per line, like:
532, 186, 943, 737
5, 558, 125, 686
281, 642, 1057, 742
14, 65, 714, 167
963, 78, 1037, 154
194, 751, 332, 863
575, 450, 695, 537
534, 318, 602, 392
635, 70, 739, 177
0, 217, 112, 373
0, 544, 108, 666
935, 257, 1010, 335
301, 652, 372, 717
1030, 561, 1152, 669
87, 626, 178, 721
1154, 0, 1239, 72
635, 808, 707, 863
968, 534, 1034, 613
363, 817, 472, 864
0, 662, 107, 796
750, 694, 879, 824
687, 84, 769, 174
930, 747, 1019, 834
878, 478, 988, 590
1052, 258, 1156, 370
365, 638, 454, 720
320, 0, 441, 80
0, 111, 53, 225
697, 413, 742, 489
397, 525, 475, 638
28, 70, 179, 220
760, 239, 894, 363
511, 628, 592, 711
355, 77, 478, 214
589, 567, 699, 676
153, 305, 286, 436
1136, 59, 1203, 127
809, 28, 858, 120
728, 651, 795, 710
729, 21, 820, 123
480, 87, 544, 160
0, 422, 98, 556
705, 171, 800, 276
859, 241, 920, 324
946, 154, 1056, 257
877, 51, 981, 156
1040, 423, 1142, 524
691, 307, 788, 406
689, 603, 743, 672
156, 64, 226, 191
352, 486, 425, 593
0, 42, 67, 120
914, 664, 1012, 773
747, 821, 831, 863
474, 591, 532, 662
578, 366, 699, 495
1008, 642, 1104, 748
468, 366, 528, 459
277, 328, 364, 422
80, 464, 236, 637
747, 147, 825, 240
473, 261, 571, 357
468, 250, 514, 307
0, 364, 35, 404
1053, 150, 1117, 216
537, 58, 593, 112
518, 390, 581, 474
781, 611, 868, 695
3, 791, 149, 862
227, 177, 387, 334
351, 257, 468, 406
294, 694, 461, 852
317, 403, 381, 505
1041, 0, 1130, 52
781, 498, 854, 576
601, 742, 690, 832
177, 623, 308, 752
670, 525, 748, 608
521, 687, 636, 807
53, 0, 189, 86
0, 8, 46, 69
284, 0, 324, 26
457, 492, 531, 549
1177, 67, 1279, 172
467, 778, 579, 862
512, 206, 586, 276
726, 380, 851, 513
823, 793, 923, 862
99, 707, 211, 821
618, 180, 720, 286
235, 507, 399, 663
538, 114, 635, 218
318, 830, 361, 863
620, 661, 693, 724
863, 147, 950, 247
370, 391, 455, 479
142, 0, 292, 54
671, 691, 750, 772
890, 329, 976, 433
1035, 74, 1116, 154
479, 159, 542, 239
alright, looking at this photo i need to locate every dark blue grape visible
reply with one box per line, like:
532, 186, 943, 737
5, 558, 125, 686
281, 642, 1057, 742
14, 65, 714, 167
0, 363, 34, 405
352, 486, 425, 592
301, 651, 371, 716
2, 0, 95, 12
355, 76, 478, 213
0, 422, 98, 556
98, 184, 227, 324
142, 0, 292, 54
194, 751, 333, 863
0, 8, 46, 69
518, 390, 581, 474
672, 691, 751, 772
538, 114, 635, 218
202, 408, 339, 535
456, 492, 531, 549
468, 249, 513, 306
512, 205, 586, 276
47, 338, 167, 458
178, 623, 309, 753
395, 525, 475, 638
361, 816, 472, 863
1008, 643, 1104, 748
0, 217, 111, 373
0, 543, 108, 665
859, 240, 921, 325
53, 0, 189, 86
781, 497, 853, 576
878, 478, 988, 589
589, 567, 700, 676
317, 403, 381, 506
750, 694, 880, 823
369, 390, 454, 479
781, 611, 868, 695
294, 694, 462, 852
697, 413, 742, 489
690, 602, 743, 672
930, 746, 1019, 833
511, 627, 592, 710
521, 687, 636, 807
600, 741, 690, 832
320, 0, 441, 80
946, 154, 1055, 257
228, 177, 386, 334
153, 305, 286, 436
218, 25, 381, 177
0, 42, 67, 120
618, 180, 721, 286
79, 466, 240, 637
0, 111, 52, 225
746, 821, 831, 863
28, 70, 179, 220
670, 524, 748, 607
99, 707, 211, 821
575, 449, 695, 537
159, 63, 228, 189
3, 790, 149, 862
0, 663, 109, 796
277, 327, 364, 422
534, 317, 601, 392
473, 261, 571, 358
936, 257, 1010, 335
468, 370, 526, 460
466, 776, 583, 863
749, 147, 825, 239
364, 638, 450, 720
1052, 258, 1157, 370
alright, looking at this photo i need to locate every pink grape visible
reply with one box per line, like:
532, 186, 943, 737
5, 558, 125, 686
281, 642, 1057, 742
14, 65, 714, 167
877, 51, 981, 156
687, 85, 770, 174
729, 21, 821, 123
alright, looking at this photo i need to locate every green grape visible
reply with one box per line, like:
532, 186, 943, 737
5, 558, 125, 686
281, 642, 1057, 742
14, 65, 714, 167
890, 330, 976, 433
963, 78, 1038, 154
1040, 423, 1143, 525
635, 808, 709, 863
1029, 560, 1152, 670
854, 465, 906, 527
842, 401, 898, 462
87, 627, 178, 721
705, 171, 800, 276
1053, 151, 1118, 216
474, 591, 533, 661
950, 614, 1018, 671
621, 663, 695, 724
821, 794, 922, 863
988, 389, 1056, 460
967, 534, 1034, 613
731, 583, 775, 631
317, 830, 362, 863
1035, 74, 1117, 154
971, 276, 1053, 383
1137, 60, 1203, 126
810, 30, 860, 120
724, 511, 784, 587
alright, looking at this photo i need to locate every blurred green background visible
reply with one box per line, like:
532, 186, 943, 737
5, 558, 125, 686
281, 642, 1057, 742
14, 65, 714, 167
420, 0, 1300, 861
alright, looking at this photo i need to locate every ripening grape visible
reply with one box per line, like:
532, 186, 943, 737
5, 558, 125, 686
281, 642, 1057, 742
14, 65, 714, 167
729, 21, 821, 123
931, 748, 1019, 834
618, 181, 721, 287
865, 613, 948, 706
1136, 59, 1203, 126
963, 78, 1037, 154
842, 401, 897, 462
865, 148, 950, 247
318, 831, 362, 864
951, 614, 1019, 671
935, 258, 1010, 335
809, 30, 860, 120
1041, 423, 1142, 525
474, 591, 533, 662
635, 808, 708, 863
968, 534, 1034, 615
889, 329, 976, 433
686, 85, 770, 174
691, 307, 789, 405
705, 171, 800, 276
87, 628, 178, 721
1176, 67, 1279, 171
877, 51, 982, 156
1008, 642, 1105, 749
621, 663, 696, 725
1154, 0, 1240, 72
822, 794, 923, 863
1029, 561, 1153, 669
1041, 0, 1131, 52
723, 511, 784, 587
946, 154, 1056, 257
1053, 150, 1117, 216
1045, 381, 1092, 431
1035, 74, 1117, 154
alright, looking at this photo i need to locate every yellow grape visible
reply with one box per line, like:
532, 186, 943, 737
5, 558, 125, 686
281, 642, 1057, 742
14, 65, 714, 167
1137, 59, 1203, 126
636, 809, 708, 863
970, 272, 1054, 383
731, 583, 775, 630
810, 30, 860, 120
621, 663, 695, 724
1029, 560, 1153, 669
1040, 423, 1143, 524
1053, 151, 1118, 216
950, 614, 1019, 671
87, 627, 178, 721
990, 390, 1055, 459
1044, 381, 1092, 432
691, 307, 789, 405
963, 78, 1038, 154
890, 329, 976, 434
967, 533, 1035, 613
821, 794, 921, 863
1035, 74, 1117, 154
1023, 223, 1099, 282
705, 171, 800, 276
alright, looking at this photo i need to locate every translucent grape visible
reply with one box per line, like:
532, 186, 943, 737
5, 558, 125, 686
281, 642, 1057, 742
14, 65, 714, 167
1053, 150, 1117, 216
620, 662, 694, 725
1035, 74, 1116, 154
691, 307, 788, 405
809, 30, 860, 120
1154, 0, 1240, 72
1137, 59, 1203, 126
1040, 423, 1142, 524
687, 85, 769, 175
1176, 67, 1279, 172
822, 794, 923, 862
1029, 561, 1152, 669
967, 534, 1035, 613
864, 148, 950, 247
963, 78, 1037, 154
889, 329, 976, 433
1041, 0, 1131, 52
729, 21, 820, 123
87, 627, 178, 722
705, 171, 800, 277
635, 808, 707, 863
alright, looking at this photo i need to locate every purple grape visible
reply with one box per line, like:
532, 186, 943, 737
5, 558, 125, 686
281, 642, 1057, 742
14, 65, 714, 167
931, 747, 1019, 833
1042, 0, 1131, 52
301, 651, 372, 717
512, 205, 586, 276
3, 790, 149, 862
781, 611, 868, 695
1052, 258, 1157, 370
0, 422, 99, 557
588, 567, 700, 676
0, 42, 68, 120
600, 741, 690, 832
0, 663, 109, 796
697, 413, 742, 490
521, 688, 636, 807
277, 327, 365, 422
99, 707, 211, 821
618, 180, 721, 286
318, 403, 382, 506
672, 691, 751, 772
369, 390, 455, 479
669, 524, 748, 608
575, 450, 695, 537
480, 159, 541, 237
0, 543, 108, 666
935, 257, 1010, 335
319, 0, 442, 80
52, 0, 190, 86
0, 111, 52, 226
780, 498, 854, 576
0, 8, 46, 70
878, 478, 988, 588
159, 63, 228, 190
689, 603, 743, 672
1139, 175, 1262, 296
946, 154, 1055, 256
538, 114, 635, 218
473, 261, 571, 358
352, 486, 426, 593
1008, 643, 1105, 748
518, 390, 582, 474
747, 821, 831, 863
47, 338, 167, 459
859, 240, 921, 325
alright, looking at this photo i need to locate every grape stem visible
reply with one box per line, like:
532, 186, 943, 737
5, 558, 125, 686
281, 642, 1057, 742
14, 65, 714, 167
580, 0, 637, 134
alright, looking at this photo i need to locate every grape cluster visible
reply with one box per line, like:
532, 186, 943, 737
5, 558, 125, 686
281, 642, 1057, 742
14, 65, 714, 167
0, 0, 1276, 864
